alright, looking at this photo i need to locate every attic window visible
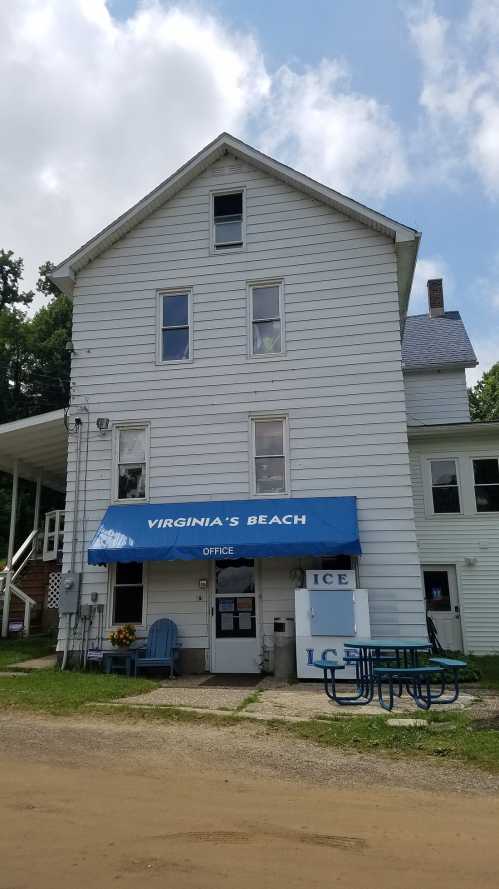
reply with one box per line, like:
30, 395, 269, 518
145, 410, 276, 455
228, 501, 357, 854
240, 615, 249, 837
213, 191, 243, 249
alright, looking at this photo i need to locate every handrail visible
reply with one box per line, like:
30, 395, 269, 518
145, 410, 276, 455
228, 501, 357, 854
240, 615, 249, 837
11, 529, 38, 569
10, 582, 36, 608
1, 529, 39, 637
12, 547, 36, 585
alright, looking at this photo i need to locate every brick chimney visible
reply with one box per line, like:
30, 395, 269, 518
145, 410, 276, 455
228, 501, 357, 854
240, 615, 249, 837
427, 278, 444, 317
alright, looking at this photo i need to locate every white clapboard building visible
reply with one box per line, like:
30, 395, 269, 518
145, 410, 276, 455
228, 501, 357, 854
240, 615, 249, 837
0, 134, 497, 667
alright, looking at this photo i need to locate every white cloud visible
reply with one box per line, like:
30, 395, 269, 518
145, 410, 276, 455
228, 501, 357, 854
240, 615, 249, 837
1, 0, 408, 299
0, 0, 270, 295
258, 60, 408, 200
407, 0, 499, 195
409, 256, 453, 314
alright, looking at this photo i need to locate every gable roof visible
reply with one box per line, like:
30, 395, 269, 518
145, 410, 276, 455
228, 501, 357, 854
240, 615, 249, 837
402, 311, 478, 372
50, 132, 420, 313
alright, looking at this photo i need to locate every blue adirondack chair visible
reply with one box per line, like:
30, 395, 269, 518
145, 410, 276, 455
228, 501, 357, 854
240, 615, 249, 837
134, 618, 178, 678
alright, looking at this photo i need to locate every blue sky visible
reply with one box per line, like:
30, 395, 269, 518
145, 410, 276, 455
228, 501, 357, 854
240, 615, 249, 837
2, 1, 499, 383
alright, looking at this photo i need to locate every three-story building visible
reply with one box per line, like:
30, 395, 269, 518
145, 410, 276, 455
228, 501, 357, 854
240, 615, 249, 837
1, 133, 497, 664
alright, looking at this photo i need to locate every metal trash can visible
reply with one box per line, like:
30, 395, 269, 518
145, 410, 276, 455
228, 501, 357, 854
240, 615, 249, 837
273, 617, 296, 679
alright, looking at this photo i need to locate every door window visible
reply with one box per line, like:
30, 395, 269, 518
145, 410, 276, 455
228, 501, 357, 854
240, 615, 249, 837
215, 560, 255, 638
423, 570, 451, 611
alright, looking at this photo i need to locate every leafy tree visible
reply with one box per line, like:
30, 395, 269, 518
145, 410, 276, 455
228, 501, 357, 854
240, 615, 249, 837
23, 290, 72, 415
0, 250, 33, 311
469, 362, 499, 422
0, 253, 71, 557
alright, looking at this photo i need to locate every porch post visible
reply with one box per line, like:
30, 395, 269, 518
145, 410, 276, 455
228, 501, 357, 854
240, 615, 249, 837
1, 460, 19, 638
33, 476, 42, 535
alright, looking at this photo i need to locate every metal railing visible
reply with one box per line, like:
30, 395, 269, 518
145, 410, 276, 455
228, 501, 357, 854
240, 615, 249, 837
0, 530, 38, 636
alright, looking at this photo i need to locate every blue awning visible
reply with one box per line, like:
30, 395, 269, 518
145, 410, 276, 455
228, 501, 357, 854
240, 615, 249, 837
88, 496, 361, 565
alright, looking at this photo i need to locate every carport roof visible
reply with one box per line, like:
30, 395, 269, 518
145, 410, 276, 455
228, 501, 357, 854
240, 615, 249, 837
0, 409, 67, 491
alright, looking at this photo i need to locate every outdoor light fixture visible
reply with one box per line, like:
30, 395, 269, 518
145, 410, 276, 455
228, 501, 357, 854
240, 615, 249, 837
96, 417, 110, 434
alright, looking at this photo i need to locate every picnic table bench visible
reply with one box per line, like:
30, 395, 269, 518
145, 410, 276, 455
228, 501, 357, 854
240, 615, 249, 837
313, 642, 467, 712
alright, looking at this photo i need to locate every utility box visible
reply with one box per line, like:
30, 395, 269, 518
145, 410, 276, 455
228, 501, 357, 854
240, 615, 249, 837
58, 571, 81, 615
273, 617, 296, 680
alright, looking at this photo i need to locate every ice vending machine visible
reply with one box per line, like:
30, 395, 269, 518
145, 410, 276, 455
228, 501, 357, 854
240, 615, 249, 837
294, 569, 370, 679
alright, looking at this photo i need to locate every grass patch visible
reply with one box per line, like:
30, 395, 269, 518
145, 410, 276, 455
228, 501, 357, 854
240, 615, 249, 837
91, 703, 245, 728
283, 710, 499, 772
235, 688, 263, 712
467, 654, 499, 689
0, 635, 55, 670
0, 670, 158, 714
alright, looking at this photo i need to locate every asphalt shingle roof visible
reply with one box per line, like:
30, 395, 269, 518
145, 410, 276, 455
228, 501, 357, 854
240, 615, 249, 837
402, 311, 477, 371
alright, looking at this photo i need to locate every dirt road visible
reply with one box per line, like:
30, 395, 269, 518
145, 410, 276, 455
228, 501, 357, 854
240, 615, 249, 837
0, 712, 498, 889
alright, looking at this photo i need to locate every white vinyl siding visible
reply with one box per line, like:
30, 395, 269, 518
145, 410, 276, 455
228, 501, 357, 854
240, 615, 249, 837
410, 432, 499, 653
404, 369, 470, 425
61, 151, 426, 653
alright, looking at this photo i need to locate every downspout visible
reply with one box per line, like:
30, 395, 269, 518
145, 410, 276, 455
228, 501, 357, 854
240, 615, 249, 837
61, 416, 82, 670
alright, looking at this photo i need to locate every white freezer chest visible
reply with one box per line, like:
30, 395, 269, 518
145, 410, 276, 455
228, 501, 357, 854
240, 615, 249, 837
294, 586, 370, 679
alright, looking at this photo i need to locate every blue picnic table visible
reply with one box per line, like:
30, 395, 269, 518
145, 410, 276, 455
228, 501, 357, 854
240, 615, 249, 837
313, 638, 466, 711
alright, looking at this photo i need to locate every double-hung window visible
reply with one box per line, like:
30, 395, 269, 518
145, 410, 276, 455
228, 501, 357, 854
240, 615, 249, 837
253, 417, 288, 495
473, 458, 499, 512
115, 426, 148, 501
430, 459, 461, 513
159, 290, 191, 362
113, 562, 143, 624
250, 283, 283, 356
212, 191, 244, 250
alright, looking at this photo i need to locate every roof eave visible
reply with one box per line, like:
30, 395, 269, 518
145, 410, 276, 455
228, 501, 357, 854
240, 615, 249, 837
403, 360, 478, 374
408, 421, 499, 439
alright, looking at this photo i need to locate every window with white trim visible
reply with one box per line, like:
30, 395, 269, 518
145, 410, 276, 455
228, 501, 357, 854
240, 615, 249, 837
212, 191, 243, 249
473, 458, 499, 512
159, 290, 191, 361
250, 283, 283, 356
253, 417, 287, 494
113, 562, 143, 624
42, 510, 65, 561
115, 426, 148, 501
430, 459, 461, 513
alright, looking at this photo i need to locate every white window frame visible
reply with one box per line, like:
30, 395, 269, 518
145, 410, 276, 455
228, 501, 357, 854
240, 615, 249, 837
210, 187, 246, 254
250, 414, 290, 497
156, 287, 193, 365
112, 423, 150, 504
422, 456, 463, 518
247, 280, 285, 359
108, 562, 148, 629
471, 455, 499, 514
42, 509, 65, 561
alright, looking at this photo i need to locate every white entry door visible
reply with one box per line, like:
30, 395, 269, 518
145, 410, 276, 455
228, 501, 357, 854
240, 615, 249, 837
211, 559, 260, 674
423, 565, 463, 651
